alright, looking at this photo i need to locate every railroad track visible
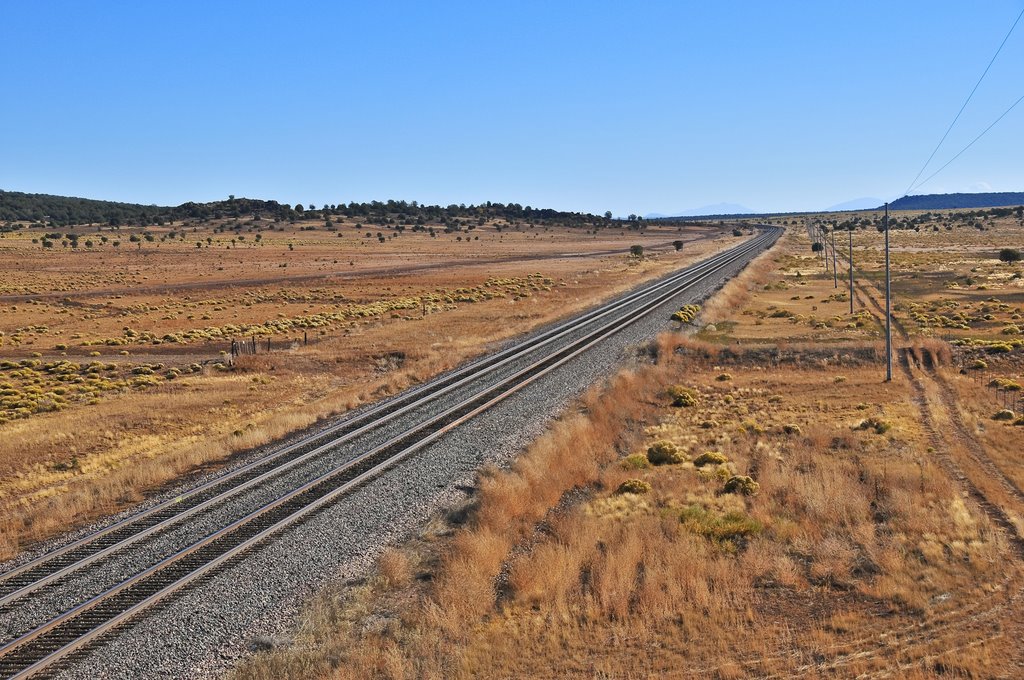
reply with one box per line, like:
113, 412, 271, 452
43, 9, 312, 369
0, 227, 779, 678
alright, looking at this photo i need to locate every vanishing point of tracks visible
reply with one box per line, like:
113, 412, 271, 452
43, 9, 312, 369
0, 228, 780, 678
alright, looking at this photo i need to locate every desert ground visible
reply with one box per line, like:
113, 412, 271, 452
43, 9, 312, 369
0, 215, 735, 559
232, 208, 1024, 678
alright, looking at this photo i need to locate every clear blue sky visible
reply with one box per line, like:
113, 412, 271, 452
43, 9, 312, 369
2, 1, 1022, 215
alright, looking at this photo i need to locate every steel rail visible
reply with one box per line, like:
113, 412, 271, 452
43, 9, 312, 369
0, 229, 779, 679
0, 229, 772, 604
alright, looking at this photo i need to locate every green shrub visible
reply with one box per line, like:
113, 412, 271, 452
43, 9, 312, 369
667, 385, 698, 407
998, 248, 1021, 263
739, 419, 763, 434
855, 417, 892, 434
671, 304, 701, 323
988, 377, 1022, 391
724, 475, 760, 495
993, 409, 1015, 421
621, 453, 652, 470
679, 505, 762, 542
968, 359, 988, 370
693, 451, 728, 467
647, 440, 685, 465
616, 478, 652, 495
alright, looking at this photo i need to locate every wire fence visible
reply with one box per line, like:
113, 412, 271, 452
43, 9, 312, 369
228, 331, 310, 363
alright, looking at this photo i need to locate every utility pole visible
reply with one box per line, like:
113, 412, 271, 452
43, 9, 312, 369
830, 227, 838, 288
821, 226, 829, 269
884, 203, 892, 382
847, 226, 854, 315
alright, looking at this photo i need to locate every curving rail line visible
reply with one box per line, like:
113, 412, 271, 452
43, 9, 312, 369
0, 227, 779, 678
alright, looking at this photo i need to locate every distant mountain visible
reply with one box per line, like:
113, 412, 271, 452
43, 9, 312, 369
887, 192, 1024, 211
826, 197, 883, 212
645, 202, 755, 219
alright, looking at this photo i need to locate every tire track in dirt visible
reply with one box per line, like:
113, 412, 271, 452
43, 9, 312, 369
851, 274, 1024, 538
768, 352, 1024, 679
851, 273, 909, 339
853, 631, 1009, 680
897, 349, 1024, 555
921, 361, 1024, 505
718, 586, 1014, 678
687, 579, 1017, 679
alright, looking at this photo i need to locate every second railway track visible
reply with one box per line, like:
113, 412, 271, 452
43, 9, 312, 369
0, 227, 779, 679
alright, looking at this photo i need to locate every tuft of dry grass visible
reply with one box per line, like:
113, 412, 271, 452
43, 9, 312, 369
700, 243, 779, 323
375, 549, 412, 590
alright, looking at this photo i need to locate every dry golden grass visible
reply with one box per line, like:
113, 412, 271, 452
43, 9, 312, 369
700, 242, 778, 324
231, 343, 1020, 679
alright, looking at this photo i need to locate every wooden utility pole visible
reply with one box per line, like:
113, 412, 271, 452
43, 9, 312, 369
847, 226, 854, 315
884, 203, 892, 382
830, 228, 838, 288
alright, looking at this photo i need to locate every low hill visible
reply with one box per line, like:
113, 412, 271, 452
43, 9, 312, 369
0, 190, 610, 229
887, 192, 1024, 211
0, 190, 290, 227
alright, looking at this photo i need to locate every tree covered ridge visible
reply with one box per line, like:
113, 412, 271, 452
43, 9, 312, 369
886, 192, 1024, 211
0, 190, 614, 229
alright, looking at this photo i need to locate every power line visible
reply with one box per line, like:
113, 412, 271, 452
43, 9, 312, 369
903, 6, 1024, 196
911, 90, 1024, 192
